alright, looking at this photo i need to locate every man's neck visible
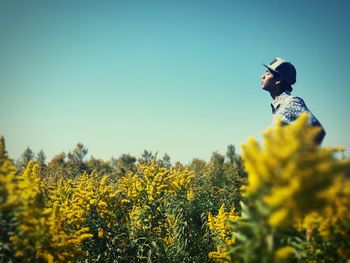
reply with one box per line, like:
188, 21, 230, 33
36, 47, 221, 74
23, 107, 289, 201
270, 89, 284, 100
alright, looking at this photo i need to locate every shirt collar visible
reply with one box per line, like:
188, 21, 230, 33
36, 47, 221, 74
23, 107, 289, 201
271, 91, 291, 113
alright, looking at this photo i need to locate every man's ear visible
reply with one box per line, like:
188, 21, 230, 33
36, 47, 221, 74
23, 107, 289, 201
275, 80, 282, 86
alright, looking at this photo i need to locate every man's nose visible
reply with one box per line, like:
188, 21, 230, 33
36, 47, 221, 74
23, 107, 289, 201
261, 73, 265, 79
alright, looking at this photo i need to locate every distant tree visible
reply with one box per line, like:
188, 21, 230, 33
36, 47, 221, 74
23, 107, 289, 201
16, 147, 34, 172
162, 153, 171, 166
0, 136, 8, 162
157, 153, 172, 167
224, 144, 240, 177
48, 152, 65, 167
113, 154, 137, 177
138, 150, 153, 164
87, 156, 113, 177
67, 143, 88, 163
189, 158, 207, 177
223, 145, 247, 210
22, 147, 35, 163
36, 150, 47, 177
47, 152, 67, 179
225, 144, 245, 175
67, 143, 89, 177
189, 146, 247, 215
36, 150, 46, 165
208, 151, 225, 187
226, 145, 237, 164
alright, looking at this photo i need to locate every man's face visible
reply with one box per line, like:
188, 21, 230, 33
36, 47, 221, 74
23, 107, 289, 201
261, 70, 277, 92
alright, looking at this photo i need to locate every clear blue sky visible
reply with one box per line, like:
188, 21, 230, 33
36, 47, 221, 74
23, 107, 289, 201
1, 0, 350, 164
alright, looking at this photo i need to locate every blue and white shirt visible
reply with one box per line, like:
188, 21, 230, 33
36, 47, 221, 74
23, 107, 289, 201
270, 92, 326, 143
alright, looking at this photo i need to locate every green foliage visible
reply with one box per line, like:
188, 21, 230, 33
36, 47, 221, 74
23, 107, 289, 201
0, 138, 245, 262
191, 145, 247, 216
87, 156, 114, 177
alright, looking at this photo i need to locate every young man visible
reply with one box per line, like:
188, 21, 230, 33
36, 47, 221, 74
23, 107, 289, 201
261, 57, 326, 144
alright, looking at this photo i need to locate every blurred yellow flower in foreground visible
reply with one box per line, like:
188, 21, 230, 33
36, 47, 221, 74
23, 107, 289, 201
241, 113, 350, 227
274, 246, 295, 260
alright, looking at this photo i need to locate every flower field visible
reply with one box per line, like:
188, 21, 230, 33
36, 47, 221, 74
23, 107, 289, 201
1, 113, 349, 262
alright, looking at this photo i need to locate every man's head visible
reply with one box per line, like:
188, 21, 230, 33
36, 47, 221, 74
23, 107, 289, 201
261, 57, 296, 93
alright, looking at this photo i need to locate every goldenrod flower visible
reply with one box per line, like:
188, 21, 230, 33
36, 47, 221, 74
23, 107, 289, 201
208, 204, 239, 262
274, 246, 295, 260
98, 228, 104, 238
241, 113, 350, 227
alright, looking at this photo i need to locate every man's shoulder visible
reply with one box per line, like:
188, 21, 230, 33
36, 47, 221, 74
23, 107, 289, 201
285, 95, 306, 106
279, 95, 308, 116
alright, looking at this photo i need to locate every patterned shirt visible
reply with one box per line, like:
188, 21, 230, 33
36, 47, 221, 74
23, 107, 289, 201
270, 91, 326, 143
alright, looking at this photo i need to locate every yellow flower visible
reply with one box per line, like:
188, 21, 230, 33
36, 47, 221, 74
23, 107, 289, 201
208, 245, 231, 262
129, 205, 143, 229
98, 228, 104, 238
186, 187, 195, 201
241, 112, 350, 228
163, 235, 174, 246
208, 204, 239, 260
121, 199, 131, 205
274, 246, 295, 260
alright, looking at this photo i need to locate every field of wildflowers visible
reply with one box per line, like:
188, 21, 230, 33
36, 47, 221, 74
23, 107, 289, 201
1, 113, 349, 262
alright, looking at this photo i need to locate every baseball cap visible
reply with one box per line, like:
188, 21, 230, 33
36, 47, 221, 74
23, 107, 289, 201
263, 57, 296, 85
